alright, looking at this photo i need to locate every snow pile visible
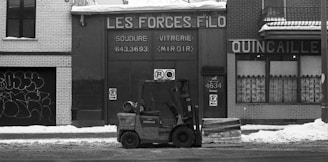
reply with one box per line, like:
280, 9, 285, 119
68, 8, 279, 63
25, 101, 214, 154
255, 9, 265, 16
242, 119, 328, 143
0, 125, 117, 134
71, 1, 226, 14
241, 124, 297, 131
0, 124, 118, 144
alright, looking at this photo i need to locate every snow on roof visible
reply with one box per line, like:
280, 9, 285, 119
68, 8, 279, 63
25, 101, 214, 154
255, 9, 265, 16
93, 0, 226, 5
71, 1, 226, 15
259, 21, 328, 32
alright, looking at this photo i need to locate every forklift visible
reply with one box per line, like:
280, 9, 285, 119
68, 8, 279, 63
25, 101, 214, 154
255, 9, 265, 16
117, 79, 202, 148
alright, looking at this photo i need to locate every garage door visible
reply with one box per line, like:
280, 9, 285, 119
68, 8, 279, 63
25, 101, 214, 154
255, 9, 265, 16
107, 30, 198, 124
0, 67, 56, 126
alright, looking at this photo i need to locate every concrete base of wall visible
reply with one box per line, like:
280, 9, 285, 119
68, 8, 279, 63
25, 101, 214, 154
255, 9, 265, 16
230, 104, 321, 120
240, 119, 315, 125
72, 120, 106, 127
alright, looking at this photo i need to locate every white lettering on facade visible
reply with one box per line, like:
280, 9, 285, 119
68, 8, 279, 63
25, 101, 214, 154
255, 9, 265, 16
232, 41, 241, 53
115, 35, 148, 42
218, 16, 226, 28
229, 40, 320, 54
125, 17, 133, 28
165, 17, 174, 28
139, 17, 147, 28
183, 16, 192, 28
159, 35, 192, 42
107, 15, 226, 29
276, 41, 284, 53
267, 41, 275, 53
116, 17, 124, 29
157, 46, 193, 53
157, 17, 165, 28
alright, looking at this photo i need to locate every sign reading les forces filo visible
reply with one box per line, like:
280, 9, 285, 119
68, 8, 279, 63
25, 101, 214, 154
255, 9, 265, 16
107, 14, 226, 29
229, 39, 320, 54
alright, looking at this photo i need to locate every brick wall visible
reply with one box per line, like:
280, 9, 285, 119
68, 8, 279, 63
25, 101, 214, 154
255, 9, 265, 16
287, 0, 320, 7
0, 55, 72, 125
226, 0, 322, 120
227, 0, 262, 39
227, 0, 327, 39
0, 0, 72, 52
0, 0, 72, 125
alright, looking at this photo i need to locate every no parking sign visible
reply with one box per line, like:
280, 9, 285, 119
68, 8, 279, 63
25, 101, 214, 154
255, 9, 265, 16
154, 69, 175, 80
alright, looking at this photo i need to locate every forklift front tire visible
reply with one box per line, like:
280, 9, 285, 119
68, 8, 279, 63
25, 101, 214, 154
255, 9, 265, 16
172, 127, 194, 148
121, 131, 140, 149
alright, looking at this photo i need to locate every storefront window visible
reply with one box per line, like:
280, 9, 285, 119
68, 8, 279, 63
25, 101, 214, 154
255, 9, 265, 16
236, 54, 322, 104
300, 56, 322, 103
236, 54, 266, 103
269, 55, 297, 103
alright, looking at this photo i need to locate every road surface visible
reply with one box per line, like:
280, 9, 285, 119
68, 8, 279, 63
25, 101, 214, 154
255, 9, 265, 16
0, 140, 327, 161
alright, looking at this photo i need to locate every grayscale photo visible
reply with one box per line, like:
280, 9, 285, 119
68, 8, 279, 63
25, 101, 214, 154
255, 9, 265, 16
0, 0, 327, 161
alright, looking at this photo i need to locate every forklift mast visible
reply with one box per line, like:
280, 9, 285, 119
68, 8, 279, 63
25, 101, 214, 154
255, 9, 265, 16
138, 80, 194, 123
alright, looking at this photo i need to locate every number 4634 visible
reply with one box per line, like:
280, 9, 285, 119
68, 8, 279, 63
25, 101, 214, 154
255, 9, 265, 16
205, 81, 221, 89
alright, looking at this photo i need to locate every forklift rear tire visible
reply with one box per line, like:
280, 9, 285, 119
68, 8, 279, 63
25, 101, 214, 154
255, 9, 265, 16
172, 127, 194, 148
121, 131, 140, 149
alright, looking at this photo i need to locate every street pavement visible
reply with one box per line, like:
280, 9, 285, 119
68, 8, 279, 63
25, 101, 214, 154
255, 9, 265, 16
1, 126, 327, 150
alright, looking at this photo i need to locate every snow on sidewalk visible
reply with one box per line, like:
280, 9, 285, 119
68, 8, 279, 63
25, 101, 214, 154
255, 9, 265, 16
0, 138, 120, 145
242, 119, 328, 143
0, 125, 117, 134
0, 125, 118, 144
0, 119, 327, 144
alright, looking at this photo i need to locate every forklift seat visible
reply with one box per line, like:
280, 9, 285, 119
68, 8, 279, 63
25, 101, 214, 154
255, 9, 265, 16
140, 111, 160, 116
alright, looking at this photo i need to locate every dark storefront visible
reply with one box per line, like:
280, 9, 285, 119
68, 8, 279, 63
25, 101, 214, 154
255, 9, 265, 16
72, 7, 227, 125
0, 67, 56, 126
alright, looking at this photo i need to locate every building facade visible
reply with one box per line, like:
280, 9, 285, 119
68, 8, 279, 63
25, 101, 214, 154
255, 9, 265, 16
2, 0, 324, 126
0, 0, 72, 126
71, 3, 227, 126
227, 0, 324, 122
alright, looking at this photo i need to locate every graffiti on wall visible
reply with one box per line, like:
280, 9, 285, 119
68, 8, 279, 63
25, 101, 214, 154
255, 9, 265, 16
0, 71, 55, 125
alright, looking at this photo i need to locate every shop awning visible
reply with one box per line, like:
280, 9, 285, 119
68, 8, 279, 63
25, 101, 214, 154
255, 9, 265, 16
259, 21, 328, 39
71, 1, 226, 15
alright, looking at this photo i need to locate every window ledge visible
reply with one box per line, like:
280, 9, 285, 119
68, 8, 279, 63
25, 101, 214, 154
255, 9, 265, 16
2, 37, 37, 41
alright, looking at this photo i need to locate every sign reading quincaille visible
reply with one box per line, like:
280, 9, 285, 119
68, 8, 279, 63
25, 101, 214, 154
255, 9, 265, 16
228, 39, 320, 54
107, 14, 226, 29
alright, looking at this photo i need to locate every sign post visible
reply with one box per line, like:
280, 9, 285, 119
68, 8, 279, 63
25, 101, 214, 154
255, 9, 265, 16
321, 0, 328, 123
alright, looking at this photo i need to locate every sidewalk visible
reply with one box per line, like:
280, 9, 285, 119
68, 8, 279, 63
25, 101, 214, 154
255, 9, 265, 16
0, 125, 271, 140
0, 124, 268, 146
0, 119, 327, 144
0, 125, 285, 139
